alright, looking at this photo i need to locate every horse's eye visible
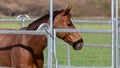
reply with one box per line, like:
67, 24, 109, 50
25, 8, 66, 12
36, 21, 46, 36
67, 22, 72, 26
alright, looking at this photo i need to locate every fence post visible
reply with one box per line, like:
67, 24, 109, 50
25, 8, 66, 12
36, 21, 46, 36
47, 0, 53, 68
111, 0, 115, 68
116, 0, 119, 68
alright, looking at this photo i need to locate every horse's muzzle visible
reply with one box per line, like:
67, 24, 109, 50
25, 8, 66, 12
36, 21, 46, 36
72, 39, 83, 50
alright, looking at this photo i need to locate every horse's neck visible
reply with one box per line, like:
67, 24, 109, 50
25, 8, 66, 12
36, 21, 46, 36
27, 18, 49, 30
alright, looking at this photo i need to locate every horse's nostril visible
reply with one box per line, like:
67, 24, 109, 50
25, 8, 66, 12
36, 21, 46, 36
73, 39, 83, 50
73, 42, 83, 50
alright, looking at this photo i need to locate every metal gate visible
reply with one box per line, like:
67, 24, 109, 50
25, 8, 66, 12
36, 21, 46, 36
0, 0, 119, 68
53, 0, 115, 68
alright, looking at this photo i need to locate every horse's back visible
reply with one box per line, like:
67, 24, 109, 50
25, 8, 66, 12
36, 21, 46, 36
0, 28, 17, 47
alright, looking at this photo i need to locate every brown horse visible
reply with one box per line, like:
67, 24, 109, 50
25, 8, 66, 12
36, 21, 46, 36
0, 6, 83, 68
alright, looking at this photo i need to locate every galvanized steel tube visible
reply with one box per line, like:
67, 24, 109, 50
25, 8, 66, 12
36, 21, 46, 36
111, 0, 115, 68
47, 0, 53, 68
116, 0, 119, 67
53, 29, 58, 68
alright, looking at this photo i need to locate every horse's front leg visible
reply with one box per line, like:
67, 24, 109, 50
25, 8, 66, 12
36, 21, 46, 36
34, 52, 44, 68
34, 59, 44, 68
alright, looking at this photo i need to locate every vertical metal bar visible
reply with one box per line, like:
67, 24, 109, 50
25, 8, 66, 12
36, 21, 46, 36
116, 0, 119, 67
21, 19, 25, 27
67, 45, 71, 68
53, 29, 58, 68
47, 35, 50, 68
50, 0, 53, 32
50, 0, 53, 67
47, 0, 53, 68
111, 0, 115, 68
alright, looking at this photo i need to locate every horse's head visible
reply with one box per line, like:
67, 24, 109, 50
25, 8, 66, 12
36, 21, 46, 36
53, 6, 83, 50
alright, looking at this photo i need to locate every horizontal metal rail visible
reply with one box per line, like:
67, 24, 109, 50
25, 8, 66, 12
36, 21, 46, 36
0, 30, 47, 35
116, 46, 120, 48
55, 29, 112, 33
74, 20, 111, 24
0, 19, 113, 24
118, 30, 120, 33
56, 42, 112, 48
0, 66, 12, 68
0, 19, 35, 22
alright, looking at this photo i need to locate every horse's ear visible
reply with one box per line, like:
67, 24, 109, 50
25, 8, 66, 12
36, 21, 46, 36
62, 6, 72, 16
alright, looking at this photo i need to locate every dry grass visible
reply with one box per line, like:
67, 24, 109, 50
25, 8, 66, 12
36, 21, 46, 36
0, 0, 112, 17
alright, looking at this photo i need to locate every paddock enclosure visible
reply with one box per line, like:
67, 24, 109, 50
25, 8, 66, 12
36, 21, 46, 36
0, 0, 120, 68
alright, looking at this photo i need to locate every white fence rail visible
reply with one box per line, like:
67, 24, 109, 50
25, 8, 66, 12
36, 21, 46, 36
0, 30, 46, 35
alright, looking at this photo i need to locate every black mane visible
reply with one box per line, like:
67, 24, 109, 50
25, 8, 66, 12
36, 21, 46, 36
27, 10, 64, 30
